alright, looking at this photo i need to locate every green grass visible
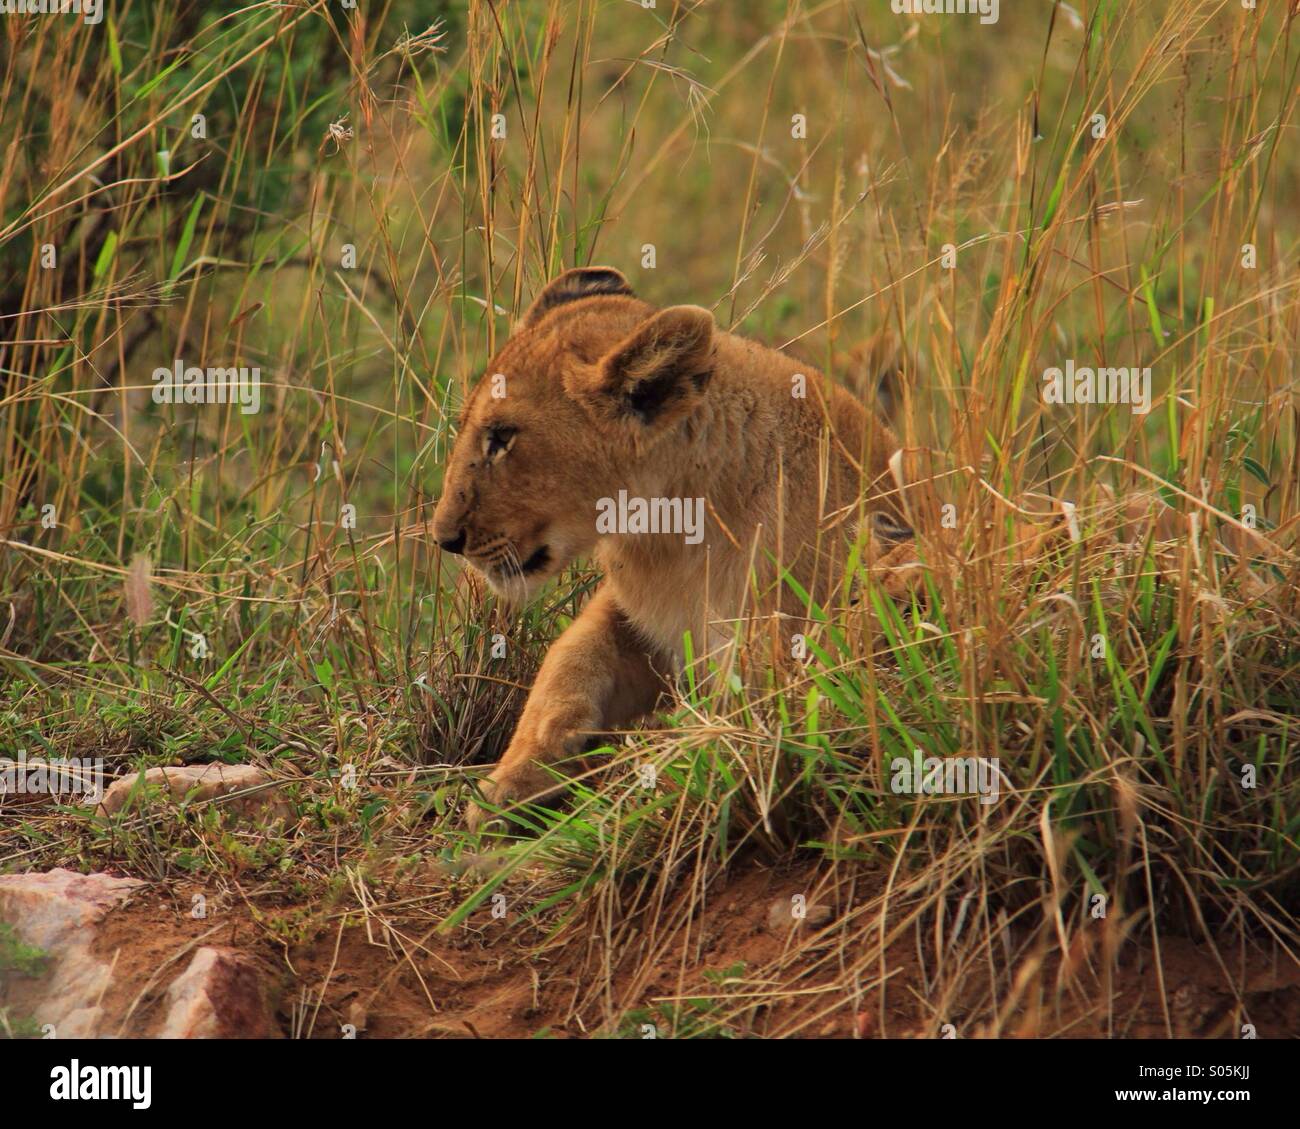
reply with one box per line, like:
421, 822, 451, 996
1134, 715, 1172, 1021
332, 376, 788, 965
1, 0, 1298, 1036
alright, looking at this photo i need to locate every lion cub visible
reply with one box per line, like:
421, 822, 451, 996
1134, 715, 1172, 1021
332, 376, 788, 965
433, 267, 909, 829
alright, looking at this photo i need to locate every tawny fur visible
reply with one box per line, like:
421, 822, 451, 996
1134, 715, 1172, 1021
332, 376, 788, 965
432, 267, 911, 829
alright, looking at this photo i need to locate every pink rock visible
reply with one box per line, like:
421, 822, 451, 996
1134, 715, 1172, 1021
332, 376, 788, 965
0, 868, 145, 1037
155, 947, 275, 1039
0, 871, 279, 1039
96, 763, 289, 822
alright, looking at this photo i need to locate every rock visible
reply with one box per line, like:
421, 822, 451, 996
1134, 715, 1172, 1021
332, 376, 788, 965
766, 896, 833, 933
346, 999, 368, 1035
96, 763, 290, 823
0, 868, 146, 1037
0, 870, 280, 1039
155, 947, 275, 1038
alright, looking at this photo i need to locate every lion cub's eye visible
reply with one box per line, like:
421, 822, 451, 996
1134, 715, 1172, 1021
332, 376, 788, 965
483, 425, 517, 462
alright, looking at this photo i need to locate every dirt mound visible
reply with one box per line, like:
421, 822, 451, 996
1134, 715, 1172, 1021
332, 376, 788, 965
6, 862, 1294, 1039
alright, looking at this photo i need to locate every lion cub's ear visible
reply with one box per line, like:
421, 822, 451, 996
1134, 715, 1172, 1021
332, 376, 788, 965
523, 266, 634, 327
566, 305, 715, 439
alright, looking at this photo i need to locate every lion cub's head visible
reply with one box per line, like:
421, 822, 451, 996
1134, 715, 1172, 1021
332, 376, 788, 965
433, 267, 715, 601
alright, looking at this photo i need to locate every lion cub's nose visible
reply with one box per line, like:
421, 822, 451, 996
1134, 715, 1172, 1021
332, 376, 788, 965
438, 529, 467, 555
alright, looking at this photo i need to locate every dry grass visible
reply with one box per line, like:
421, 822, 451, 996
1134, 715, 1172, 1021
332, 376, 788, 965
1, 0, 1298, 1037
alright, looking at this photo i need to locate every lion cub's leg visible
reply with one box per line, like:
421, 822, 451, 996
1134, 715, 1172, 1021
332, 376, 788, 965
465, 587, 666, 830
869, 538, 929, 598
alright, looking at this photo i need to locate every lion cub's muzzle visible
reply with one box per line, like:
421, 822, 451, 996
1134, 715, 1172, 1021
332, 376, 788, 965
436, 528, 466, 555
455, 532, 553, 586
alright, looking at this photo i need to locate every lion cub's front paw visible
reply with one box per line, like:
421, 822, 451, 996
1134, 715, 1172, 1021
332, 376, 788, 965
464, 760, 557, 832
869, 539, 929, 598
